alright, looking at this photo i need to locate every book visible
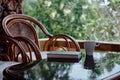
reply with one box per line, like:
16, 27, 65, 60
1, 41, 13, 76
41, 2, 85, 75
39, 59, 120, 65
47, 51, 82, 62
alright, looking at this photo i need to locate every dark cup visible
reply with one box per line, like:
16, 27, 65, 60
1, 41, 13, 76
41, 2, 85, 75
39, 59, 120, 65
84, 55, 95, 69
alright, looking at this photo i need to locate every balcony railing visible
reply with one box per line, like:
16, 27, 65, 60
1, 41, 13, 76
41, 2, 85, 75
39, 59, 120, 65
39, 38, 120, 52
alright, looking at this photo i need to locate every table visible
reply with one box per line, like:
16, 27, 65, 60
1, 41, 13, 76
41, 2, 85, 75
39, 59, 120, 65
3, 51, 120, 80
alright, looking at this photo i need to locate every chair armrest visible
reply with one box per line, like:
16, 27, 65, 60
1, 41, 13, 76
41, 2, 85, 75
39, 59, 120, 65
14, 36, 42, 61
0, 36, 28, 62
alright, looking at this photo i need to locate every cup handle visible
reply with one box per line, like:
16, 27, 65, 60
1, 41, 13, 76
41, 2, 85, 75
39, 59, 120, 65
96, 42, 100, 46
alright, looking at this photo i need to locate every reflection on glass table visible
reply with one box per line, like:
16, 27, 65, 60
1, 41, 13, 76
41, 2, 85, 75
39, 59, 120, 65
0, 61, 19, 79
3, 52, 120, 80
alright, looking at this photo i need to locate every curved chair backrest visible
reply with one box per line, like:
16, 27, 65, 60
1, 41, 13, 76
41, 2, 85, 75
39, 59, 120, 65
6, 19, 39, 47
2, 14, 53, 49
43, 34, 81, 51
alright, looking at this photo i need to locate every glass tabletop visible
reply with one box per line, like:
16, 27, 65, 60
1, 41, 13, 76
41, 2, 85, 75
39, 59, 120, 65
0, 61, 19, 80
7, 51, 120, 80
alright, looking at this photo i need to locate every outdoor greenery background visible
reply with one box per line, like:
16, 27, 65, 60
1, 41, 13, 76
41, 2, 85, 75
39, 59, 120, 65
23, 0, 120, 42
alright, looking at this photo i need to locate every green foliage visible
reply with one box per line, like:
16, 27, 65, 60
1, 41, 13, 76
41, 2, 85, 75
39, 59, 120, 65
23, 0, 120, 42
23, 0, 83, 38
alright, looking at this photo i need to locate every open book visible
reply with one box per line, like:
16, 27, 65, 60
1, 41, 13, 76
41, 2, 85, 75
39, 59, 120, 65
47, 52, 82, 62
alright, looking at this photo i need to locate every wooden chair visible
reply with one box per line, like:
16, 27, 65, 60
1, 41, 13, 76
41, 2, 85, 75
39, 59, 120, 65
2, 14, 80, 53
43, 34, 81, 51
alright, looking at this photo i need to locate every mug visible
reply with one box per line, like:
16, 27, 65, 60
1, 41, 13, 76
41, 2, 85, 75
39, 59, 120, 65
84, 41, 99, 55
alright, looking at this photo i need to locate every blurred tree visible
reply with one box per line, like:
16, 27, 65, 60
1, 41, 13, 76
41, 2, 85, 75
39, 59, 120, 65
23, 0, 120, 42
23, 0, 83, 38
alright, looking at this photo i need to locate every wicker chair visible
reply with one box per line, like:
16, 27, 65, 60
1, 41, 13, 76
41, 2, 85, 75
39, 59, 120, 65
2, 14, 80, 59
2, 14, 48, 62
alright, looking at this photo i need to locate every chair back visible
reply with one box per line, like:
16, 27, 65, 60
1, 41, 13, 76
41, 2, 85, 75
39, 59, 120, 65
2, 14, 53, 49
43, 34, 80, 51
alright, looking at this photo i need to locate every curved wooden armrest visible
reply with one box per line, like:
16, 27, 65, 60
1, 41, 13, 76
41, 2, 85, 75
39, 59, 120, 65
43, 34, 80, 51
3, 61, 39, 80
0, 36, 28, 62
14, 36, 42, 61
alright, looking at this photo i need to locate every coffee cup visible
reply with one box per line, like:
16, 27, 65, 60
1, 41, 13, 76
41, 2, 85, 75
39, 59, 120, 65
84, 41, 99, 55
